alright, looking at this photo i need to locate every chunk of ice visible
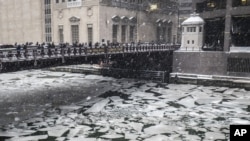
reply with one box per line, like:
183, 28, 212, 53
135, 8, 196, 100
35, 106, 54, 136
85, 99, 110, 113
6, 135, 48, 141
147, 110, 165, 118
101, 134, 124, 139
177, 96, 196, 108
144, 124, 183, 135
129, 122, 143, 133
144, 135, 170, 141
205, 132, 225, 140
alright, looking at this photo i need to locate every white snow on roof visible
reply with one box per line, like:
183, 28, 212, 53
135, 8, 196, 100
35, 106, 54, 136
182, 13, 204, 25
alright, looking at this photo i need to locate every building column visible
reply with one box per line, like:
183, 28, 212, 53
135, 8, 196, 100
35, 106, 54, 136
223, 0, 232, 52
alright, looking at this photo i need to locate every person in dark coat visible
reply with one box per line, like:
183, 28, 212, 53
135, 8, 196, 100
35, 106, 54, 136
89, 41, 92, 48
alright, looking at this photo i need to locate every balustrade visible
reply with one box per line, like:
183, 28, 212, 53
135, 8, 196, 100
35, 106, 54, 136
0, 45, 179, 62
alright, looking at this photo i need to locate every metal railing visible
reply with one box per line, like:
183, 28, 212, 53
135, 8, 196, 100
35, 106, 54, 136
0, 45, 179, 63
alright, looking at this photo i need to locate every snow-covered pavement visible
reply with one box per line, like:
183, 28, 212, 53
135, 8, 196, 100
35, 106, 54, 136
0, 70, 250, 140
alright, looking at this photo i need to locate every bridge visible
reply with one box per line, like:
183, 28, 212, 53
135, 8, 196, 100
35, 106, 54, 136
0, 45, 179, 80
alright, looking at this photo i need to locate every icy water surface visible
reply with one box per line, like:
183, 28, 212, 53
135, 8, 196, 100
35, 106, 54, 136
0, 70, 250, 141
0, 70, 116, 125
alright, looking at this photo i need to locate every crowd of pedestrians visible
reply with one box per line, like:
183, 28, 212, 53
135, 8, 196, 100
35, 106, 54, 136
10, 40, 171, 50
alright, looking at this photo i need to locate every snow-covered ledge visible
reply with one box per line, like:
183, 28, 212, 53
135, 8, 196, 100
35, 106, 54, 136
230, 47, 250, 53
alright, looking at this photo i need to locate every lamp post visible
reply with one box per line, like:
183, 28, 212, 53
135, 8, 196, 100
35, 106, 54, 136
177, 2, 180, 44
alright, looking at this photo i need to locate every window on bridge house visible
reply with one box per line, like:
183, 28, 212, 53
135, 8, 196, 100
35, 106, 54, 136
187, 27, 196, 32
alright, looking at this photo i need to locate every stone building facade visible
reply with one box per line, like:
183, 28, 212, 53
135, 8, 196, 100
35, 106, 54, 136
0, 0, 44, 44
0, 0, 178, 45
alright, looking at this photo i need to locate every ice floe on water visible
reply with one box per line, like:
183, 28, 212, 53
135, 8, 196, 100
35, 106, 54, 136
0, 70, 250, 140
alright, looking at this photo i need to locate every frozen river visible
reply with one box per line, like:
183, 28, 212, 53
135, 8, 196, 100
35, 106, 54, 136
0, 69, 250, 141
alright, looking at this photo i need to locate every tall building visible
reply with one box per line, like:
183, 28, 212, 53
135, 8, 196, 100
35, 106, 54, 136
177, 0, 193, 43
0, 0, 178, 45
0, 0, 45, 44
178, 0, 193, 23
193, 0, 250, 52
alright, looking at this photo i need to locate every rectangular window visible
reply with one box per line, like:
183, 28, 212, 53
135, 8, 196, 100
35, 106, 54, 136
112, 25, 118, 43
199, 26, 202, 32
87, 24, 93, 44
129, 26, 135, 42
45, 0, 52, 42
187, 27, 196, 32
56, 0, 59, 3
167, 27, 172, 43
162, 27, 166, 42
121, 25, 127, 43
157, 27, 161, 42
71, 25, 79, 43
59, 25, 64, 43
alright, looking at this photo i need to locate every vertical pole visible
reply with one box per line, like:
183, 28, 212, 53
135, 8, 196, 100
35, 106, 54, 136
62, 48, 65, 64
177, 1, 180, 44
0, 60, 2, 72
34, 49, 37, 67
136, 11, 139, 43
223, 0, 232, 52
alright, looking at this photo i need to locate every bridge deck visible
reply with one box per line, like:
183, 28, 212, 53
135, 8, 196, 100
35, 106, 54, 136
0, 45, 179, 63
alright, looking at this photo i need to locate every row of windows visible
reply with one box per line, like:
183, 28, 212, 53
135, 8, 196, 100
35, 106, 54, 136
187, 40, 195, 44
113, 0, 143, 4
56, 0, 78, 3
187, 27, 196, 32
58, 24, 94, 43
113, 25, 136, 43
179, 3, 192, 7
233, 0, 250, 7
196, 0, 226, 13
183, 27, 203, 33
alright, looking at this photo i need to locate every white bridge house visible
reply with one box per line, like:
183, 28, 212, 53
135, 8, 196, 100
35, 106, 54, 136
180, 13, 204, 51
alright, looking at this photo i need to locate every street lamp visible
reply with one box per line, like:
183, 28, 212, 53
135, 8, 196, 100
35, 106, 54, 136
149, 4, 158, 11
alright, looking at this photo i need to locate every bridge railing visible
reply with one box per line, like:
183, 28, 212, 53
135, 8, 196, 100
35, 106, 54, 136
0, 45, 180, 62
